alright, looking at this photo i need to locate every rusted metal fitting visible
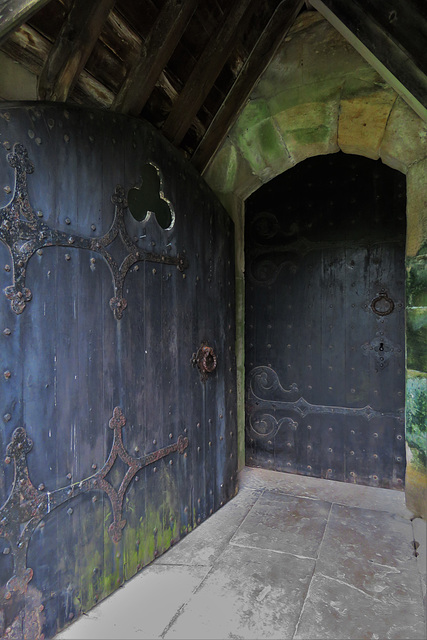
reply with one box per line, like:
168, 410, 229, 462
191, 342, 217, 382
371, 289, 394, 316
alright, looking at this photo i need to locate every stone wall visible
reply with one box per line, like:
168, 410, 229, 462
205, 11, 427, 518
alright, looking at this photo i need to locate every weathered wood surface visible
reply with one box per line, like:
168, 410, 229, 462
162, 0, 253, 146
245, 152, 406, 489
1, 23, 116, 106
192, 0, 305, 172
0, 0, 52, 46
38, 0, 118, 101
0, 104, 237, 639
112, 0, 198, 116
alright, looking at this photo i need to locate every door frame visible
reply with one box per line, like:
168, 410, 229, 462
204, 107, 426, 515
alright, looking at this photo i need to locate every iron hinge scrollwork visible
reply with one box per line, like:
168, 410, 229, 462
246, 365, 404, 440
192, 342, 218, 382
0, 143, 189, 320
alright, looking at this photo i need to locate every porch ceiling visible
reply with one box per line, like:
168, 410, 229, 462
0, 0, 426, 173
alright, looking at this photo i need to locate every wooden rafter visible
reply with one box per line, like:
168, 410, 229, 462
1, 22, 114, 107
0, 22, 50, 75
161, 0, 253, 146
112, 0, 198, 116
311, 0, 427, 116
191, 0, 305, 172
0, 0, 52, 46
102, 8, 206, 133
38, 0, 116, 102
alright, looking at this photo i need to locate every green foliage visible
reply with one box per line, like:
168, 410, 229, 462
407, 372, 427, 470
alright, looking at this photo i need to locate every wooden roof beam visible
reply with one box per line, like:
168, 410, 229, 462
38, 0, 116, 102
112, 0, 198, 117
161, 0, 253, 146
192, 0, 305, 173
0, 0, 52, 46
310, 0, 427, 121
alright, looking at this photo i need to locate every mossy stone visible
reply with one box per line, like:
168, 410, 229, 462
406, 371, 427, 471
406, 308, 427, 372
407, 256, 427, 307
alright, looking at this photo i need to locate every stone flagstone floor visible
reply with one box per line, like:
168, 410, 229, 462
56, 467, 426, 640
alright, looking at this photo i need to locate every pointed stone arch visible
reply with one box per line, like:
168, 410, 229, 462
205, 12, 427, 516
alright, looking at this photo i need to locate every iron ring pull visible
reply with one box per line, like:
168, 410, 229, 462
200, 345, 217, 373
192, 343, 218, 381
371, 289, 394, 316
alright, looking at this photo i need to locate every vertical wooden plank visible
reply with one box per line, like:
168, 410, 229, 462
143, 255, 167, 561
0, 107, 25, 536
170, 157, 203, 535
206, 198, 237, 513
203, 209, 216, 517
217, 208, 237, 506
0, 235, 21, 599
99, 114, 124, 598
120, 126, 147, 581
18, 106, 60, 636
178, 164, 206, 531
73, 108, 108, 612
52, 108, 82, 629
320, 244, 346, 481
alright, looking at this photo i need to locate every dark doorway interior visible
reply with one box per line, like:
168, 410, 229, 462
245, 152, 406, 489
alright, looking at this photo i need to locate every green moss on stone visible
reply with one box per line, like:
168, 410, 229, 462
407, 308, 427, 372
235, 99, 271, 134
406, 371, 427, 470
231, 115, 293, 180
407, 256, 427, 307
233, 131, 266, 175
257, 119, 284, 162
416, 240, 427, 257
269, 82, 340, 116
204, 141, 238, 194
231, 100, 277, 174
291, 124, 331, 145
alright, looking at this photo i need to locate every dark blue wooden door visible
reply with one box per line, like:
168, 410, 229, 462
245, 153, 405, 489
0, 103, 237, 639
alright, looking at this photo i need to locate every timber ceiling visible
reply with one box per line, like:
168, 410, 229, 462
0, 0, 426, 173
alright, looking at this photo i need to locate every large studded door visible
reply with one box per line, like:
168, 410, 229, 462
245, 153, 405, 489
0, 104, 236, 639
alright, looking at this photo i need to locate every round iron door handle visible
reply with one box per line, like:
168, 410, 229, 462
192, 343, 217, 381
371, 289, 394, 316
200, 345, 217, 373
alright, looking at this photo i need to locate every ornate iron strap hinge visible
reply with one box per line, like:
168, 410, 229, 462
0, 144, 188, 319
247, 365, 404, 439
0, 407, 188, 600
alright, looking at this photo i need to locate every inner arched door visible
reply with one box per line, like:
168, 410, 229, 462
245, 152, 406, 489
